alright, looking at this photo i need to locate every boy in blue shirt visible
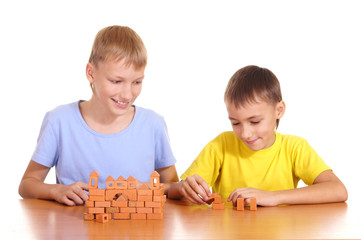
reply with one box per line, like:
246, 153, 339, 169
19, 26, 179, 206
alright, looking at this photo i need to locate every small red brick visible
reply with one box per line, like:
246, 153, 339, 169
95, 201, 111, 208
237, 198, 244, 211
88, 207, 105, 214
145, 201, 161, 208
147, 213, 163, 220
113, 212, 130, 220
212, 203, 225, 210
250, 198, 257, 211
120, 207, 136, 213
131, 213, 147, 220
137, 207, 153, 214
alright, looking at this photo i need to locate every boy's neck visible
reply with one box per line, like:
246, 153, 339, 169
79, 100, 135, 134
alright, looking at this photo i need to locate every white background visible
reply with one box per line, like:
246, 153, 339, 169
1, 0, 360, 202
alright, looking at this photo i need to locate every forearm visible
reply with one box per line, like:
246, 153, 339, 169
276, 181, 348, 205
156, 165, 180, 197
19, 178, 58, 200
167, 181, 184, 199
160, 181, 178, 197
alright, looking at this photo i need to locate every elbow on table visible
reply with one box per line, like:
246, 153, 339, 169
18, 179, 35, 199
18, 182, 27, 199
335, 182, 348, 202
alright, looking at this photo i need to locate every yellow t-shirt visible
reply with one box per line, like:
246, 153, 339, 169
181, 131, 331, 200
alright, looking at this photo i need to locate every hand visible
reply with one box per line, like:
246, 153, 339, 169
50, 182, 89, 206
227, 187, 279, 207
177, 174, 212, 205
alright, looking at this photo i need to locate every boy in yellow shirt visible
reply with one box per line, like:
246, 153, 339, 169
168, 65, 347, 206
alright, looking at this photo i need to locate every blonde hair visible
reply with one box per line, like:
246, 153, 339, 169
89, 25, 147, 70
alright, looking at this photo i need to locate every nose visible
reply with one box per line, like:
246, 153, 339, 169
119, 83, 132, 100
241, 125, 253, 140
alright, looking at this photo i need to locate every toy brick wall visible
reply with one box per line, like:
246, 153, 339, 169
84, 171, 166, 223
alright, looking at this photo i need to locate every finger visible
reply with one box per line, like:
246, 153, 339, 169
187, 179, 208, 201
228, 189, 241, 202
61, 196, 76, 206
234, 192, 244, 205
244, 198, 251, 206
184, 195, 201, 205
232, 195, 241, 206
68, 191, 85, 205
228, 193, 237, 205
74, 187, 89, 202
198, 185, 209, 201
228, 187, 248, 202
182, 178, 207, 203
76, 181, 89, 191
228, 191, 236, 202
198, 181, 212, 199
70, 183, 88, 202
184, 186, 206, 204
228, 190, 245, 206
194, 175, 211, 195
183, 182, 206, 204
186, 193, 205, 205
180, 183, 203, 204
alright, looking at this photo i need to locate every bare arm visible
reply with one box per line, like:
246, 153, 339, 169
278, 169, 348, 205
156, 164, 179, 196
19, 160, 89, 206
228, 170, 348, 206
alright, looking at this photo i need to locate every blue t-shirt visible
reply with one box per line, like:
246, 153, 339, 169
32, 101, 176, 188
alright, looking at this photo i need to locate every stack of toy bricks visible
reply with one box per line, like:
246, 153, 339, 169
84, 171, 166, 223
206, 193, 257, 211
206, 193, 225, 209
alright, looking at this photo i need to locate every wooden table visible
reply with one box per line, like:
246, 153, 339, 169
4, 198, 361, 239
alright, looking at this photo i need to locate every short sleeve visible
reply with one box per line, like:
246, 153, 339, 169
154, 117, 176, 169
180, 140, 222, 187
31, 112, 59, 168
293, 138, 331, 185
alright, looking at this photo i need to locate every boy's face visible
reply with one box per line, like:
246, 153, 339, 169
86, 59, 144, 118
226, 98, 285, 151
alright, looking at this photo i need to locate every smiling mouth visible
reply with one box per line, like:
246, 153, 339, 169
112, 98, 130, 107
246, 139, 258, 145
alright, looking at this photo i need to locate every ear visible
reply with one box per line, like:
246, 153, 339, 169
86, 62, 95, 83
275, 100, 286, 119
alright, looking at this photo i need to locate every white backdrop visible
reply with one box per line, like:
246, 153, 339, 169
1, 0, 360, 202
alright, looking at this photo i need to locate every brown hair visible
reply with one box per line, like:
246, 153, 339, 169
88, 25, 147, 70
224, 65, 283, 127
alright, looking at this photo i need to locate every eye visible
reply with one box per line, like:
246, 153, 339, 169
133, 80, 142, 85
251, 121, 260, 125
232, 122, 240, 126
111, 80, 121, 84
